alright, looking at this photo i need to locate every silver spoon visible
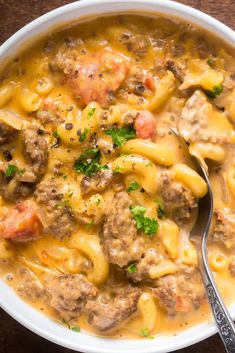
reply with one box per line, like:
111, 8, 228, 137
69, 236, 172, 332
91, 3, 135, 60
171, 128, 235, 353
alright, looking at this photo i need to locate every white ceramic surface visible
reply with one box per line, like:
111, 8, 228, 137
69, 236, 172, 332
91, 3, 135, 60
0, 1, 235, 352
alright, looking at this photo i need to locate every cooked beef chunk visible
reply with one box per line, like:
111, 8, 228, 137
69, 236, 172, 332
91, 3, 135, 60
170, 42, 185, 57
0, 121, 18, 146
17, 268, 45, 300
102, 192, 144, 267
120, 33, 150, 56
0, 169, 36, 201
122, 110, 139, 126
46, 274, 97, 321
36, 98, 65, 125
0, 126, 48, 201
35, 179, 75, 238
178, 90, 209, 142
213, 208, 235, 249
194, 36, 215, 59
166, 60, 184, 83
126, 248, 162, 282
80, 170, 114, 195
222, 73, 235, 91
153, 266, 205, 315
22, 126, 48, 178
121, 67, 154, 97
178, 90, 233, 144
229, 257, 235, 276
159, 171, 197, 223
85, 286, 141, 331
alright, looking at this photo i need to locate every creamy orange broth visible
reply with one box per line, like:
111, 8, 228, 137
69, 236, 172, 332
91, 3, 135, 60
0, 14, 235, 339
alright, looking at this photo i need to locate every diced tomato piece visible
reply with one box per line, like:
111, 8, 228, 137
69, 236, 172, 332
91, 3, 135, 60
134, 110, 157, 141
67, 48, 130, 107
0, 201, 41, 241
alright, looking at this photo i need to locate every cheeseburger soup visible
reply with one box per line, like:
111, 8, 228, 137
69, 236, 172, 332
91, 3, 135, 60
0, 14, 235, 338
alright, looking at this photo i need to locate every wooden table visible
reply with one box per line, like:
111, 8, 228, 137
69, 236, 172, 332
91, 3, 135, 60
0, 0, 234, 352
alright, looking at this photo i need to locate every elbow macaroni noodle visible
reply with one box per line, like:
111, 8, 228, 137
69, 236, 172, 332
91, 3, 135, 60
171, 163, 208, 198
121, 139, 175, 166
112, 154, 159, 193
68, 233, 109, 285
138, 292, 158, 333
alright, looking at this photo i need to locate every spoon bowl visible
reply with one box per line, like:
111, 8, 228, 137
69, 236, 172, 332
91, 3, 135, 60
171, 127, 235, 353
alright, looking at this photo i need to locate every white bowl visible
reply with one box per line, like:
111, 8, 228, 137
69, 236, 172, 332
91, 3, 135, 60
0, 1, 235, 352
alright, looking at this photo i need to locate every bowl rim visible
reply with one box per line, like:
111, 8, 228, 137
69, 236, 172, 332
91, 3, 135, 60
0, 1, 235, 353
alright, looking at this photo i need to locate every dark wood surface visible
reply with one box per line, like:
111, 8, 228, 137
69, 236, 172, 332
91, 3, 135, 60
0, 0, 234, 352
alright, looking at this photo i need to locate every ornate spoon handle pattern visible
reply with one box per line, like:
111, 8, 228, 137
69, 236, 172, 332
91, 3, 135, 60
205, 280, 235, 352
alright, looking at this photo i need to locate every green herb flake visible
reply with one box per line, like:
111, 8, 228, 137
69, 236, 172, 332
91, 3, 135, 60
105, 126, 136, 147
63, 175, 68, 180
75, 96, 81, 100
52, 130, 60, 138
113, 166, 125, 173
5, 164, 19, 178
70, 326, 81, 332
139, 328, 150, 337
54, 200, 68, 209
130, 205, 146, 217
86, 219, 95, 229
207, 58, 214, 67
87, 107, 96, 119
127, 263, 137, 273
156, 198, 165, 219
204, 84, 223, 99
143, 217, 158, 235
74, 148, 108, 177
127, 181, 140, 193
79, 128, 89, 143
130, 205, 159, 236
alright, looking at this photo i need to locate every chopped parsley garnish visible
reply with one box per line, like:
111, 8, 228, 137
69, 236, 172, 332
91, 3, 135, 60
74, 148, 108, 177
156, 198, 165, 219
130, 205, 159, 236
127, 263, 137, 273
52, 130, 60, 138
79, 128, 89, 143
127, 181, 140, 193
105, 126, 136, 147
70, 326, 81, 332
139, 328, 150, 337
204, 84, 223, 99
67, 191, 73, 198
5, 164, 18, 177
54, 200, 69, 209
85, 219, 95, 229
52, 130, 60, 148
113, 166, 125, 173
207, 58, 214, 67
87, 107, 96, 119
5, 164, 25, 178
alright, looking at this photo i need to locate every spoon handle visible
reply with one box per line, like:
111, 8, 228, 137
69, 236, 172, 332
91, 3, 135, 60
202, 257, 235, 352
